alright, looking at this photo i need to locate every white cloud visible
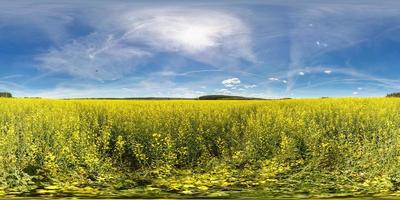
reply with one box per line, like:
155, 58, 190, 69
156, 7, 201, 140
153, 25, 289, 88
222, 77, 241, 87
353, 91, 358, 95
244, 84, 257, 88
282, 80, 288, 84
298, 72, 305, 76
316, 41, 328, 47
357, 87, 363, 90
269, 77, 279, 81
324, 70, 332, 74
215, 88, 231, 95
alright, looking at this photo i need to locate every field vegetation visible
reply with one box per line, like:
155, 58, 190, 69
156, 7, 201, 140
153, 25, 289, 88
1, 98, 400, 198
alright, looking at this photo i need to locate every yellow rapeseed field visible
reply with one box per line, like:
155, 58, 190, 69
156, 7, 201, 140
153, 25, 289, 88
1, 98, 400, 198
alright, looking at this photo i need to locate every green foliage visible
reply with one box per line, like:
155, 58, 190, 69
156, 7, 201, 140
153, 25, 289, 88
0, 98, 400, 198
387, 92, 400, 97
0, 92, 12, 98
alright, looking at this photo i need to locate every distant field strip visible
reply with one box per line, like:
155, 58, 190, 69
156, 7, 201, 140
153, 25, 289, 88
1, 98, 400, 198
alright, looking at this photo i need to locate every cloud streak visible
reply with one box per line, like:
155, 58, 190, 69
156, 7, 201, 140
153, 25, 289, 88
36, 33, 151, 80
35, 6, 254, 81
285, 2, 400, 91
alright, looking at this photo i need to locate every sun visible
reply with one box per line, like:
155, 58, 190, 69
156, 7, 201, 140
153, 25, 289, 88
175, 25, 219, 51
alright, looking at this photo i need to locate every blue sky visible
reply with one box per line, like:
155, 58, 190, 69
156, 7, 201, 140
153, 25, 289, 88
1, 0, 400, 98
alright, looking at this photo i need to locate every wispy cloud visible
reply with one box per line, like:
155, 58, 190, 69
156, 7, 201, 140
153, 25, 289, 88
36, 33, 151, 80
0, 74, 24, 80
215, 88, 231, 95
35, 6, 254, 81
14, 77, 210, 98
283, 66, 400, 95
285, 2, 400, 91
268, 77, 279, 81
244, 84, 257, 88
157, 69, 223, 77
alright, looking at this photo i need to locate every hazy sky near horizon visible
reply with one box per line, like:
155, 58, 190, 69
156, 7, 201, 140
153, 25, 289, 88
1, 0, 400, 98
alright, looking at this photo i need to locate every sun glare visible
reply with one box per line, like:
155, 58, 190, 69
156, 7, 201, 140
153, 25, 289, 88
175, 25, 219, 51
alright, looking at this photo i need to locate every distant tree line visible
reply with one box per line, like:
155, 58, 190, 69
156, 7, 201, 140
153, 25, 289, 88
386, 92, 400, 97
0, 92, 12, 98
387, 92, 400, 98
198, 95, 264, 100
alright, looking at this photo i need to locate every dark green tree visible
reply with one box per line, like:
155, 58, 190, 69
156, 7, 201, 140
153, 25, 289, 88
0, 92, 12, 98
387, 92, 400, 97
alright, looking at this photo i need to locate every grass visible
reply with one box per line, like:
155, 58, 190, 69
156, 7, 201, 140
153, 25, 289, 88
1, 98, 400, 198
